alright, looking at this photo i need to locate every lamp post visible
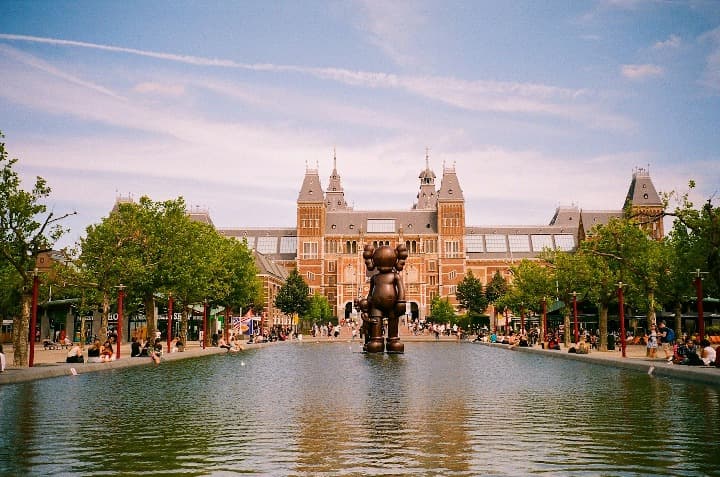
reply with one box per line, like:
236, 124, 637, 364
520, 303, 525, 335
572, 291, 579, 344
692, 269, 708, 341
504, 308, 509, 334
116, 284, 125, 360
202, 299, 208, 350
617, 282, 626, 358
167, 294, 173, 353
29, 268, 39, 367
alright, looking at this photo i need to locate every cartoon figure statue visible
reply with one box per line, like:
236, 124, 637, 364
362, 243, 408, 353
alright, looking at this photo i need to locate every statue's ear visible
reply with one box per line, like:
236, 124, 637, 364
363, 244, 375, 270
396, 244, 408, 261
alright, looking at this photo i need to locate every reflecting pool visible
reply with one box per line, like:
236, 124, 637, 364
1, 342, 719, 476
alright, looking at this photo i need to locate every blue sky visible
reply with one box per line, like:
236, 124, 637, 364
1, 0, 719, 248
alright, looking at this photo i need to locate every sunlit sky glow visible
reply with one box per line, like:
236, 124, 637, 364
1, 1, 719, 248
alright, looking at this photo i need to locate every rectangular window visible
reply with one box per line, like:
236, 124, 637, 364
484, 234, 507, 253
424, 239, 437, 254
508, 235, 530, 252
327, 261, 336, 272
307, 271, 315, 281
243, 237, 256, 250
448, 285, 457, 295
554, 234, 576, 251
531, 235, 553, 252
302, 241, 318, 259
445, 240, 459, 258
429, 275, 437, 286
465, 235, 484, 252
367, 219, 395, 233
256, 236, 278, 254
280, 236, 297, 254
428, 260, 437, 272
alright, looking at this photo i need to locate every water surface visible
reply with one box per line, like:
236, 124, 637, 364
1, 342, 718, 476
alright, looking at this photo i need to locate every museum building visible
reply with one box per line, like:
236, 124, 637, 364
216, 155, 664, 325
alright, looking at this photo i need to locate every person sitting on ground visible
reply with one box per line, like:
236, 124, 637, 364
66, 344, 84, 363
547, 334, 561, 350
676, 338, 702, 365
700, 339, 716, 366
518, 334, 529, 347
100, 340, 114, 362
218, 336, 231, 350
87, 340, 102, 363
0, 344, 6, 372
151, 338, 163, 365
576, 337, 590, 354
131, 337, 142, 357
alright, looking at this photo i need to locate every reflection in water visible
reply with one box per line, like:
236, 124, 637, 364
1, 343, 719, 476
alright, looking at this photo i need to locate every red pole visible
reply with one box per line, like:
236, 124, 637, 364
202, 300, 207, 350
167, 295, 173, 353
504, 308, 508, 334
696, 277, 704, 341
542, 298, 547, 342
573, 292, 579, 344
618, 283, 626, 358
29, 270, 39, 367
117, 285, 124, 360
520, 305, 525, 335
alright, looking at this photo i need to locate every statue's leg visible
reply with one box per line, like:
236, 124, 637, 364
365, 312, 384, 353
386, 314, 404, 353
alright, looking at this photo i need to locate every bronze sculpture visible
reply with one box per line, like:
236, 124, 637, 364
359, 243, 408, 353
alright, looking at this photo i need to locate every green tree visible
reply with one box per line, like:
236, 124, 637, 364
485, 270, 508, 330
0, 133, 74, 366
305, 292, 333, 329
456, 270, 488, 315
665, 182, 720, 296
274, 269, 310, 328
501, 259, 555, 338
430, 295, 455, 323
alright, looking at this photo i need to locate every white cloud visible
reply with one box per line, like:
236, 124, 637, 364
353, 0, 427, 68
133, 82, 186, 97
699, 26, 720, 91
621, 63, 664, 79
653, 34, 681, 50
0, 33, 632, 130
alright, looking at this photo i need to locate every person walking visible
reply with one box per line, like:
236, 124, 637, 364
646, 324, 658, 359
658, 320, 676, 362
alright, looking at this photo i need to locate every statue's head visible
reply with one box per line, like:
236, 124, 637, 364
363, 244, 408, 273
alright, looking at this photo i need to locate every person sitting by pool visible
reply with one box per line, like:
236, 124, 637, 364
518, 334, 529, 347
576, 337, 590, 354
100, 340, 114, 362
87, 340, 102, 363
700, 339, 716, 366
546, 334, 561, 350
489, 332, 497, 343
151, 338, 163, 365
676, 338, 702, 365
66, 344, 84, 363
131, 337, 142, 357
218, 336, 231, 350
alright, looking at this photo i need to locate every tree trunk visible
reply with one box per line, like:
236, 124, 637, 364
145, 295, 157, 343
646, 290, 656, 327
598, 304, 608, 352
674, 301, 683, 340
12, 292, 32, 367
180, 306, 189, 344
563, 311, 571, 348
100, 292, 110, 343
